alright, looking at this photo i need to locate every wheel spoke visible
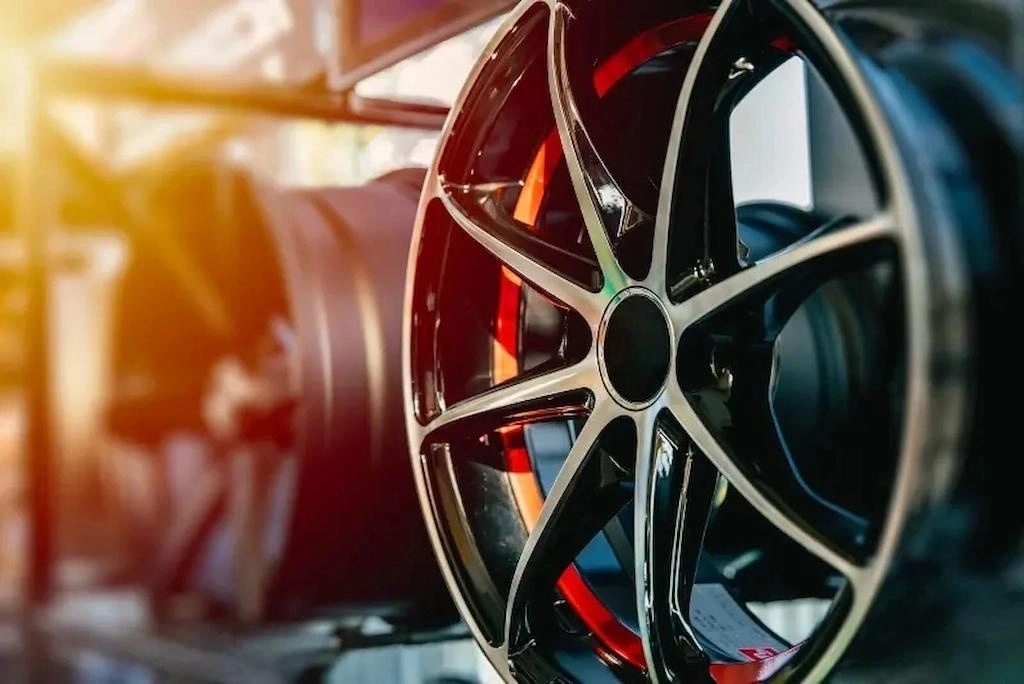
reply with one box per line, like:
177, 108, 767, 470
439, 179, 606, 321
635, 412, 719, 683
696, 338, 868, 545
656, 0, 765, 298
548, 3, 639, 294
505, 399, 632, 664
666, 385, 862, 580
672, 213, 896, 331
420, 358, 600, 443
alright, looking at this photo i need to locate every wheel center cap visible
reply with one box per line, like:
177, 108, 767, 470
599, 288, 671, 408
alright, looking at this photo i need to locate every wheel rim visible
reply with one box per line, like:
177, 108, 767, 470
404, 0, 983, 680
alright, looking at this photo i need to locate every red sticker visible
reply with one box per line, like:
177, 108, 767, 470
738, 647, 780, 662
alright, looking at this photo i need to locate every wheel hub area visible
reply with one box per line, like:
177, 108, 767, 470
599, 288, 672, 408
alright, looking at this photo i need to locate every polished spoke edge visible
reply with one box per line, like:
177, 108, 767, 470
648, 0, 740, 298
436, 177, 607, 322
548, 2, 631, 294
670, 212, 896, 330
504, 396, 621, 645
665, 384, 865, 584
417, 356, 601, 442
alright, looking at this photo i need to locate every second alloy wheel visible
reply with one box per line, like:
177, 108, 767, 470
404, 0, 1021, 681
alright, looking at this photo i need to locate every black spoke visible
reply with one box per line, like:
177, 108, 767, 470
687, 339, 868, 553
663, 0, 770, 297
637, 417, 719, 683
672, 214, 895, 331
439, 180, 606, 320
548, 2, 647, 291
505, 401, 633, 675
668, 388, 861, 579
419, 360, 599, 446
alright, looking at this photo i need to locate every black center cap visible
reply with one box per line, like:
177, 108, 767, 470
602, 292, 671, 405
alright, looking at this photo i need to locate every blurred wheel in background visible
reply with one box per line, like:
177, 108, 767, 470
404, 0, 1021, 681
104, 160, 455, 629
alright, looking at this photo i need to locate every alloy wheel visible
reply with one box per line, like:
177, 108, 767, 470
404, 0, 1017, 680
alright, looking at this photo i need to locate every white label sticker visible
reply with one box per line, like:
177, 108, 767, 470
689, 584, 788, 662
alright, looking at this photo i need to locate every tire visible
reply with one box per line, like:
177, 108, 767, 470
402, 0, 1022, 681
